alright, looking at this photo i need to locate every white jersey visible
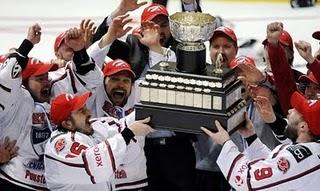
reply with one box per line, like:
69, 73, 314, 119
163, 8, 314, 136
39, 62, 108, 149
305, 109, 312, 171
44, 117, 129, 191
50, 60, 103, 99
0, 55, 103, 190
217, 138, 320, 191
88, 87, 148, 190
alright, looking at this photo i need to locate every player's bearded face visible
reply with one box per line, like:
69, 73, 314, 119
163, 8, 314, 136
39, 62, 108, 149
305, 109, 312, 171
284, 125, 298, 142
70, 107, 93, 135
27, 73, 51, 103
286, 109, 303, 142
105, 73, 132, 107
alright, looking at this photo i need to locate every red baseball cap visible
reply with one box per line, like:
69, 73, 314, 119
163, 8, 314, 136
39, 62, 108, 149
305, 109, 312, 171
103, 59, 136, 80
298, 72, 319, 86
54, 31, 67, 53
141, 3, 169, 22
50, 92, 91, 125
262, 30, 293, 50
228, 55, 255, 69
312, 31, 320, 40
290, 91, 320, 136
21, 57, 58, 80
210, 26, 238, 46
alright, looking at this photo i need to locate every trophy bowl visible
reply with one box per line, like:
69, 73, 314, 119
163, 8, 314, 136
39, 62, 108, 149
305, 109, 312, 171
169, 12, 216, 43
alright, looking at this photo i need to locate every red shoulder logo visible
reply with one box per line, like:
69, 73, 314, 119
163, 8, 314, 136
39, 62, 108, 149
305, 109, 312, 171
277, 157, 290, 174
54, 138, 66, 153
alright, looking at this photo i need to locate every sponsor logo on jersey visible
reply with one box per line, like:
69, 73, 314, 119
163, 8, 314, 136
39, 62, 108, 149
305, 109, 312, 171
237, 164, 248, 175
277, 157, 290, 174
286, 145, 312, 163
234, 175, 243, 186
24, 159, 45, 170
25, 170, 46, 184
115, 168, 127, 179
93, 145, 103, 167
54, 138, 66, 153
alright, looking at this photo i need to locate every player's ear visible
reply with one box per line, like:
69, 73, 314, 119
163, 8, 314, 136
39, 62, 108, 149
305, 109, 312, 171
61, 118, 74, 131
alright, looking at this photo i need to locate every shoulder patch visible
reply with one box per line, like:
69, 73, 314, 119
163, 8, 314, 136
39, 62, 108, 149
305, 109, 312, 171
55, 138, 66, 153
277, 157, 290, 173
286, 145, 312, 163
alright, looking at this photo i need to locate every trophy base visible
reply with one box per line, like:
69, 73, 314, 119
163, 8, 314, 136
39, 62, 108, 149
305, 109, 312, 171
135, 101, 246, 134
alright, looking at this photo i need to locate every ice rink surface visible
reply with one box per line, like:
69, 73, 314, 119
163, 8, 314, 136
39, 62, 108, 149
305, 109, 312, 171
0, 0, 319, 73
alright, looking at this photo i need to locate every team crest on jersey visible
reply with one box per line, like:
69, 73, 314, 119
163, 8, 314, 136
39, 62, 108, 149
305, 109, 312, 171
55, 138, 66, 153
234, 175, 243, 186
277, 157, 290, 174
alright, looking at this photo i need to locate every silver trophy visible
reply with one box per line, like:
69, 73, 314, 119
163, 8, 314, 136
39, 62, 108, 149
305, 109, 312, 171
135, 11, 245, 134
169, 12, 216, 74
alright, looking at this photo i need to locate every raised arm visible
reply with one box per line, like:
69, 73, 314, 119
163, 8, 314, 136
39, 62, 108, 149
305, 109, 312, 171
0, 24, 40, 114
93, 0, 147, 43
294, 40, 320, 83
265, 22, 297, 115
87, 14, 133, 68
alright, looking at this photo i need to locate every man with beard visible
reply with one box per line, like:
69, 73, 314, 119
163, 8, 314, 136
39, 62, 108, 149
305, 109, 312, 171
87, 59, 149, 190
92, 1, 200, 190
44, 92, 153, 191
0, 23, 58, 190
89, 59, 136, 119
0, 24, 103, 190
194, 28, 283, 191
202, 91, 320, 191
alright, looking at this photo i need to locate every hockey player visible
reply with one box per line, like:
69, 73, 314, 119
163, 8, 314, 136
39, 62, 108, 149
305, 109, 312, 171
0, 23, 103, 190
202, 91, 320, 191
44, 92, 153, 191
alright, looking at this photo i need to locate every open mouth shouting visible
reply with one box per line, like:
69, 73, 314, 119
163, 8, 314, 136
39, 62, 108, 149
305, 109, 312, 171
111, 89, 127, 106
40, 87, 50, 97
